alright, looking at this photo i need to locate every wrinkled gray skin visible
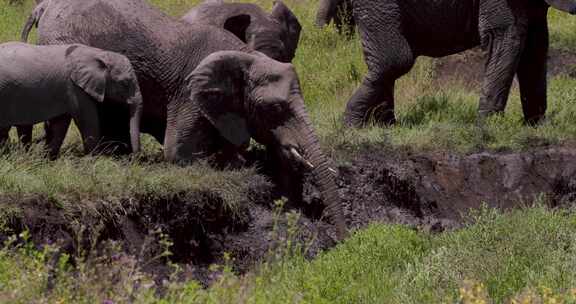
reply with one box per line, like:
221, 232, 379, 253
344, 0, 576, 128
181, 0, 301, 62
0, 42, 142, 159
184, 51, 346, 239
315, 0, 355, 35
21, 0, 346, 240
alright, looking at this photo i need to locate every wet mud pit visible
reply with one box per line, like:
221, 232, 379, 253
3, 146, 576, 286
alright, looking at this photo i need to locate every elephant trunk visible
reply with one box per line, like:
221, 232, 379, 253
315, 0, 337, 27
127, 91, 143, 153
276, 102, 347, 240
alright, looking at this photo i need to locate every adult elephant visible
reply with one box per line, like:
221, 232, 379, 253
181, 0, 301, 63
315, 0, 354, 35
344, 0, 576, 128
21, 0, 347, 240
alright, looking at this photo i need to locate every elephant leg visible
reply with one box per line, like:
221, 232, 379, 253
344, 21, 414, 127
164, 100, 221, 164
212, 138, 248, 169
73, 102, 101, 155
45, 115, 71, 160
16, 124, 33, 147
516, 22, 548, 125
478, 27, 526, 119
315, 0, 340, 27
344, 1, 414, 127
0, 127, 9, 146
96, 102, 132, 155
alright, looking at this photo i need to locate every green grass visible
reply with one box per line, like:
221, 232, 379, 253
2, 205, 576, 303
232, 205, 576, 304
5, 0, 576, 156
3, 0, 576, 303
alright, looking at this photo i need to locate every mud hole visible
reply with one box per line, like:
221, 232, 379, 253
433, 48, 576, 90
2, 146, 576, 286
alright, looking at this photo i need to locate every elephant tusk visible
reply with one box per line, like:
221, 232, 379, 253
290, 147, 314, 170
328, 167, 337, 174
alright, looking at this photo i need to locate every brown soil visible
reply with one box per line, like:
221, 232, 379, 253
433, 48, 576, 90
3, 145, 576, 286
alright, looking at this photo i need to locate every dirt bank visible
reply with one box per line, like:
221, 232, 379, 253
2, 145, 576, 286
433, 48, 576, 90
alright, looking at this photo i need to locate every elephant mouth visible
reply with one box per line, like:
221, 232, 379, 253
278, 145, 337, 175
284, 145, 314, 170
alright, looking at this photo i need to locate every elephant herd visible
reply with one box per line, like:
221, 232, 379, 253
1, 0, 576, 241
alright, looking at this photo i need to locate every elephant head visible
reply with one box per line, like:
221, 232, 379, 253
169, 51, 347, 240
66, 45, 143, 152
545, 0, 576, 13
182, 1, 301, 63
265, 1, 302, 62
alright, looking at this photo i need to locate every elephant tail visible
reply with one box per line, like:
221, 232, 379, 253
21, 1, 47, 42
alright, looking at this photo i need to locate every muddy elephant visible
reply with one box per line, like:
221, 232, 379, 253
181, 0, 301, 62
21, 0, 346, 239
343, 0, 576, 128
0, 42, 142, 159
315, 0, 354, 35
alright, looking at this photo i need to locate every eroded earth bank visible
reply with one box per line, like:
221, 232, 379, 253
4, 144, 576, 286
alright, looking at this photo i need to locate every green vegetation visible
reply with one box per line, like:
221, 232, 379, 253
2, 205, 576, 303
2, 0, 576, 303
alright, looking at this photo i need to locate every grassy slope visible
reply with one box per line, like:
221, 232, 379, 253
2, 0, 576, 303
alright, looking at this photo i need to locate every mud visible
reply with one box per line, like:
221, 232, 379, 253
2, 146, 576, 286
433, 48, 576, 90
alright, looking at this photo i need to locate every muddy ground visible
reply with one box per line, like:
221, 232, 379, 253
4, 145, 576, 286
3, 48, 576, 287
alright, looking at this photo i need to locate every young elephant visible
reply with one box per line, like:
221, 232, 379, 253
170, 50, 347, 240
344, 0, 576, 128
181, 0, 301, 62
0, 42, 143, 159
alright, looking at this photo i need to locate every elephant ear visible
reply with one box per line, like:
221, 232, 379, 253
186, 51, 255, 147
270, 0, 301, 61
224, 14, 252, 43
67, 45, 108, 103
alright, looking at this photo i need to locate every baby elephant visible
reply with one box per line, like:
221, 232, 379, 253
0, 42, 143, 159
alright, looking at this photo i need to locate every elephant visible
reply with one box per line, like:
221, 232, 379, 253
343, 0, 576, 128
181, 0, 301, 63
0, 42, 142, 159
21, 0, 347, 239
315, 0, 355, 35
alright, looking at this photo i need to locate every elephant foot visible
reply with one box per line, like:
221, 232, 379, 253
523, 114, 546, 127
343, 108, 396, 128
